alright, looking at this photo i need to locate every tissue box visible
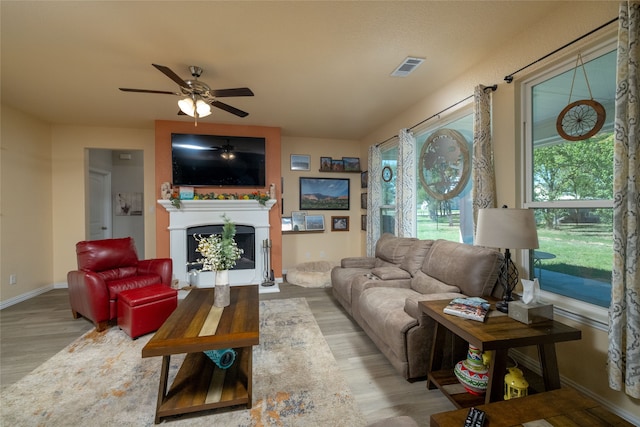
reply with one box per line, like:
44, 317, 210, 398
508, 300, 553, 324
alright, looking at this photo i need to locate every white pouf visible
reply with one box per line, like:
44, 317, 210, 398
286, 261, 338, 288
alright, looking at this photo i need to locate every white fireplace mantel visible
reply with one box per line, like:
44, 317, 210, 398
158, 199, 276, 286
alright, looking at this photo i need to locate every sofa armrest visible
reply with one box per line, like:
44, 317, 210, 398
67, 270, 110, 323
137, 258, 173, 286
403, 292, 466, 321
371, 266, 411, 280
341, 257, 376, 269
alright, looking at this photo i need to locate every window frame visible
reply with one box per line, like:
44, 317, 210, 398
520, 38, 616, 329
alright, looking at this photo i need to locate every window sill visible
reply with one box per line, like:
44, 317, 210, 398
538, 290, 608, 331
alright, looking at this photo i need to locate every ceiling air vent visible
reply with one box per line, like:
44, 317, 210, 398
391, 57, 425, 77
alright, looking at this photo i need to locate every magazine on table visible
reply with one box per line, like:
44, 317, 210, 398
443, 297, 490, 322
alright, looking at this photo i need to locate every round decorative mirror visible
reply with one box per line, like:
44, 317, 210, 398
418, 128, 470, 201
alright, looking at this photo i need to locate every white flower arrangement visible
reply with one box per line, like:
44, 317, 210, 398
194, 215, 243, 271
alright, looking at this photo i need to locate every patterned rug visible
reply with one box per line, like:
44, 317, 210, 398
0, 298, 365, 426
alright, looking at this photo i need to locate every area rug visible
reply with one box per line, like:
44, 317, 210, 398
0, 298, 365, 426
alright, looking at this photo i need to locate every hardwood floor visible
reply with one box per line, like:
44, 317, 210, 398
0, 284, 455, 425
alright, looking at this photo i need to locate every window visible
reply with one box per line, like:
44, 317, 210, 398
380, 144, 398, 235
523, 40, 615, 319
415, 110, 474, 243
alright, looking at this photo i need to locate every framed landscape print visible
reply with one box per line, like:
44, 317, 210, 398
331, 216, 349, 231
343, 157, 360, 172
290, 154, 310, 171
320, 157, 332, 171
304, 215, 325, 231
331, 159, 344, 172
299, 177, 350, 210
361, 170, 368, 188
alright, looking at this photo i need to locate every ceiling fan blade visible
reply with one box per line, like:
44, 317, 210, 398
211, 87, 254, 97
152, 64, 189, 89
211, 101, 249, 117
119, 88, 177, 95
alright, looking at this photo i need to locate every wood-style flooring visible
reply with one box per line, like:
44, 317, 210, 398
0, 284, 456, 425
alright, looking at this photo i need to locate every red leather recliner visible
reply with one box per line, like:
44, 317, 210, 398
67, 237, 173, 331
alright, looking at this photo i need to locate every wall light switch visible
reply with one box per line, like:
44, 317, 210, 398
9, 274, 17, 285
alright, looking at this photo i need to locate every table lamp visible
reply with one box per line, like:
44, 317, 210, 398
475, 207, 539, 313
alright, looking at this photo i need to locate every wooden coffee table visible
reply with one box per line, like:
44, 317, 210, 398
420, 298, 581, 408
142, 285, 259, 424
430, 387, 634, 426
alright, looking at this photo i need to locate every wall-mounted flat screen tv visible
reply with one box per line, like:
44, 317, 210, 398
171, 134, 266, 187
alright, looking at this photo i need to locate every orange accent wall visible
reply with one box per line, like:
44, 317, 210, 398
154, 120, 282, 278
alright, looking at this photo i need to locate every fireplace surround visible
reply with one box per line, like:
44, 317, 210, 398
158, 199, 276, 286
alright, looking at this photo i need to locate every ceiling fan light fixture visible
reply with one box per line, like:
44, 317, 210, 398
195, 99, 212, 117
178, 97, 195, 116
178, 97, 212, 118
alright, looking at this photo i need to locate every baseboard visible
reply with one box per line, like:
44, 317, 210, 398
510, 349, 639, 425
0, 284, 56, 310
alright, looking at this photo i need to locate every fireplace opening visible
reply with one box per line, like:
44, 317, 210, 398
186, 224, 255, 271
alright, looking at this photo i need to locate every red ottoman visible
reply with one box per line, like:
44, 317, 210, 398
117, 284, 177, 339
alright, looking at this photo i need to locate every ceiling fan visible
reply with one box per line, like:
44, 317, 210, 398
119, 64, 254, 125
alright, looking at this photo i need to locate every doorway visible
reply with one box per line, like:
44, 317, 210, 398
87, 149, 145, 258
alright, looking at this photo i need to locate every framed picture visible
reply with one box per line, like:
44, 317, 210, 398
343, 157, 360, 172
331, 216, 349, 231
361, 170, 368, 188
281, 217, 292, 231
291, 211, 307, 231
299, 177, 350, 210
304, 214, 325, 231
361, 215, 367, 231
320, 157, 332, 171
361, 192, 367, 210
331, 159, 344, 172
116, 192, 143, 216
290, 154, 310, 171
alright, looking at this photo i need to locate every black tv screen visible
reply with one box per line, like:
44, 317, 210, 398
171, 134, 266, 187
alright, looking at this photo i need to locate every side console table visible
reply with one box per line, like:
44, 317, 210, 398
420, 299, 581, 408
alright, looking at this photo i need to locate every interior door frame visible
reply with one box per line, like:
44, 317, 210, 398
88, 167, 112, 240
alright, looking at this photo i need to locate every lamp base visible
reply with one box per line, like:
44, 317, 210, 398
496, 300, 509, 313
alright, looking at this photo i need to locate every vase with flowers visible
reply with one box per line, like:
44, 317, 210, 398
194, 214, 243, 307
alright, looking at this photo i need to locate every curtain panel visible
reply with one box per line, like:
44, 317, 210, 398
471, 84, 497, 231
397, 129, 416, 237
366, 144, 382, 256
609, 0, 640, 399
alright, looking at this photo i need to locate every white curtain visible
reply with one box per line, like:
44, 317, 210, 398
609, 0, 640, 399
397, 129, 417, 237
471, 84, 497, 231
366, 144, 382, 256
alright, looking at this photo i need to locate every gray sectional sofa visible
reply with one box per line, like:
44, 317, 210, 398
331, 233, 504, 380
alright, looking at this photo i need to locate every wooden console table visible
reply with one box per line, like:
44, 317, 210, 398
420, 299, 581, 408
142, 286, 259, 424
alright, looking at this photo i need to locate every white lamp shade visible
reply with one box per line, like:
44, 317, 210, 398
475, 208, 539, 249
195, 99, 212, 117
178, 97, 196, 116
178, 97, 212, 118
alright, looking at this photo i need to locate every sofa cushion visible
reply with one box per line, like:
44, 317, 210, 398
421, 239, 503, 297
399, 239, 434, 275
359, 287, 421, 361
374, 233, 418, 266
371, 267, 412, 280
410, 270, 461, 295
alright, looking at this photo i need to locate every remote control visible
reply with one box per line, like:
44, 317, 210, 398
463, 407, 486, 427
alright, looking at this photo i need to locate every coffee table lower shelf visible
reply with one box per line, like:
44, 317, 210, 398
155, 347, 252, 423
